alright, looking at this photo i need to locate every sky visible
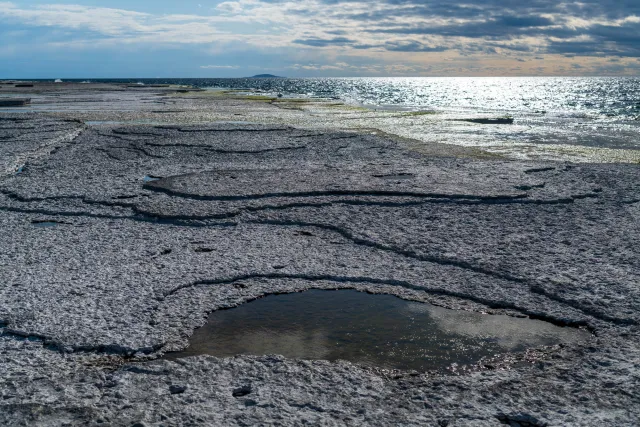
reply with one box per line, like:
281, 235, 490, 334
1, 0, 639, 78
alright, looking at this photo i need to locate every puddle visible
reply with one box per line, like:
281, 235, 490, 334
165, 290, 590, 372
143, 175, 162, 182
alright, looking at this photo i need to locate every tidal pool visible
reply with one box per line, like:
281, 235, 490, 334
166, 290, 590, 371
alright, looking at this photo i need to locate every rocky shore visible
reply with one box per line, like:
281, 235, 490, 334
0, 84, 639, 426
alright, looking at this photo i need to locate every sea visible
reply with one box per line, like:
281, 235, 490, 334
10, 77, 640, 160
75, 77, 640, 119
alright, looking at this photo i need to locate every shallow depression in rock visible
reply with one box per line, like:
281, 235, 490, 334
165, 290, 590, 372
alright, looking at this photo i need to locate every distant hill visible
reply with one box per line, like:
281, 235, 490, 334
249, 74, 283, 78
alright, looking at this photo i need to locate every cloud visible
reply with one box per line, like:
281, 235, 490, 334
216, 2, 244, 15
293, 37, 355, 47
1, 0, 640, 75
1, 1, 639, 56
200, 65, 240, 69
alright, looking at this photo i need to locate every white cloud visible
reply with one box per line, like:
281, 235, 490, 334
1, 1, 639, 75
216, 1, 244, 15
200, 65, 240, 69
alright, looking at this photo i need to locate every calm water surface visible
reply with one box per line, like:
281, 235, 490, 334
166, 290, 590, 372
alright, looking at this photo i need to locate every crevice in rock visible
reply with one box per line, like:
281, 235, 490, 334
0, 327, 165, 357
246, 220, 632, 326
122, 366, 172, 376
525, 167, 556, 174
122, 144, 165, 159
289, 402, 326, 412
330, 134, 361, 140
0, 205, 131, 220
0, 118, 30, 122
0, 190, 623, 326
162, 274, 594, 330
0, 188, 86, 203
153, 126, 293, 133
142, 185, 531, 203
0, 204, 240, 228
0, 189, 594, 230
496, 413, 548, 427
142, 141, 307, 154
291, 133, 326, 138
112, 129, 165, 137
95, 148, 124, 161
515, 183, 545, 191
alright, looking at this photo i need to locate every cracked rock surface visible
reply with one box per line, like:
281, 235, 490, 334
1, 104, 639, 426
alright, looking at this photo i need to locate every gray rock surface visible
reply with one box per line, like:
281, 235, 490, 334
1, 91, 639, 426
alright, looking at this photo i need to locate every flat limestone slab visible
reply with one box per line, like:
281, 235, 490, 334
0, 87, 639, 426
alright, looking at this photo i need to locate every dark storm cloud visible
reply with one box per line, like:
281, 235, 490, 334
293, 37, 356, 47
289, 0, 640, 57
376, 40, 448, 52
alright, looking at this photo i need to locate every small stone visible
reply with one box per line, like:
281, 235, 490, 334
233, 386, 252, 397
169, 385, 187, 395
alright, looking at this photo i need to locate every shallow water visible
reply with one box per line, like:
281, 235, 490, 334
57, 77, 640, 153
79, 77, 640, 119
166, 290, 590, 372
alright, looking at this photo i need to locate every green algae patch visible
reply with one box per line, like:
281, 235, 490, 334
273, 98, 313, 104
169, 89, 247, 98
327, 104, 369, 111
402, 111, 438, 117
242, 95, 278, 101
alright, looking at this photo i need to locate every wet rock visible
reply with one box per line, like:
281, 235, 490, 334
457, 117, 514, 124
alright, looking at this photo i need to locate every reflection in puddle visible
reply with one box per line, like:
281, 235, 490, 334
143, 175, 161, 182
165, 290, 590, 371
